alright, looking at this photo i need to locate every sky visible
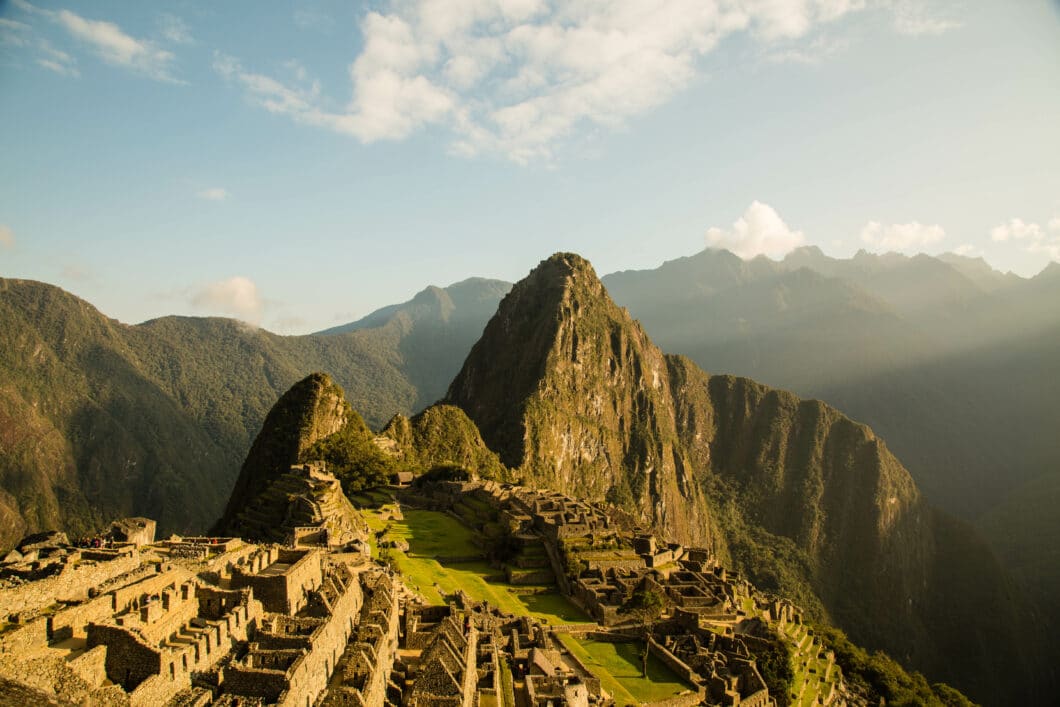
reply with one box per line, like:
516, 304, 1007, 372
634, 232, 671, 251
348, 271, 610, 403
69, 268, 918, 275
1, 0, 1058, 334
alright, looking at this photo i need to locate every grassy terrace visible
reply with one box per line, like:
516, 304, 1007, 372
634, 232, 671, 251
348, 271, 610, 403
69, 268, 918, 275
556, 634, 692, 705
355, 495, 587, 624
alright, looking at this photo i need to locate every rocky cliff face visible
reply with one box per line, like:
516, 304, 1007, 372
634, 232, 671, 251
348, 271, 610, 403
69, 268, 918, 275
446, 253, 1045, 703
447, 253, 717, 548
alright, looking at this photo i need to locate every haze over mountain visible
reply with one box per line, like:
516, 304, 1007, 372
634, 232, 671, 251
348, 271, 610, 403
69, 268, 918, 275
600, 247, 1060, 624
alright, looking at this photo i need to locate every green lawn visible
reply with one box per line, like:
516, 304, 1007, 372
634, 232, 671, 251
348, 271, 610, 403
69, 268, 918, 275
361, 506, 588, 624
556, 635, 692, 705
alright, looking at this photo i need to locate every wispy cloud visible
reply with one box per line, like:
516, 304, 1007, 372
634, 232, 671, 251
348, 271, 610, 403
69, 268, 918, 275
706, 201, 805, 259
0, 16, 31, 47
197, 187, 230, 202
765, 34, 850, 65
11, 1, 184, 82
37, 38, 78, 76
158, 13, 193, 45
215, 0, 880, 163
892, 0, 960, 36
991, 217, 1060, 261
190, 276, 263, 324
2, 15, 80, 75
272, 315, 309, 335
55, 9, 181, 82
860, 221, 946, 251
0, 225, 14, 249
293, 6, 335, 33
0, 16, 30, 42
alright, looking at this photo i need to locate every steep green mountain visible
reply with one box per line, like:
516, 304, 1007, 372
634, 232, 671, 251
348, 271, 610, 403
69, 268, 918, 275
0, 279, 235, 549
217, 372, 508, 542
380, 404, 508, 479
0, 277, 508, 548
446, 253, 1049, 704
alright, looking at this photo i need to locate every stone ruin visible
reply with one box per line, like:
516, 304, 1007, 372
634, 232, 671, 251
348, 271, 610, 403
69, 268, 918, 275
402, 478, 855, 706
0, 472, 855, 706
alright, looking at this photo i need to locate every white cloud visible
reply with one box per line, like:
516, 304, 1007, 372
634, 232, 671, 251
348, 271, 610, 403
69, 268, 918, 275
9, 1, 184, 82
953, 243, 980, 257
0, 225, 14, 249
892, 1, 959, 36
705, 201, 805, 259
765, 34, 849, 64
0, 17, 30, 46
990, 218, 1042, 243
55, 9, 181, 82
992, 217, 1060, 262
860, 220, 945, 251
272, 315, 309, 334
158, 13, 193, 45
216, 0, 873, 163
37, 39, 78, 76
191, 276, 264, 324
294, 7, 335, 32
197, 187, 230, 202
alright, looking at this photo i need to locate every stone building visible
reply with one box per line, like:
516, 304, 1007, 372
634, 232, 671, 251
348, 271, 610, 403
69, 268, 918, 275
321, 570, 401, 706
222, 562, 362, 707
86, 577, 263, 706
230, 548, 325, 616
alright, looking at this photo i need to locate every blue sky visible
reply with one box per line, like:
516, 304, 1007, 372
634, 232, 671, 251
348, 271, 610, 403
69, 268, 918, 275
1, 0, 1058, 333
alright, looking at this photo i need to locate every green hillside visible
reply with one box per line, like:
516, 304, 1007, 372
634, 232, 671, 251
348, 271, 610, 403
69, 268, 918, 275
0, 276, 508, 548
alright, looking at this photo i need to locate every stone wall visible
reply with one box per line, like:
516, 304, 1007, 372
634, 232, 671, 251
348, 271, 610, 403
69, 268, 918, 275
87, 580, 263, 707
647, 636, 700, 686
0, 549, 140, 617
67, 645, 107, 689
231, 549, 323, 616
643, 689, 708, 707
0, 617, 48, 655
226, 566, 362, 707
88, 623, 162, 692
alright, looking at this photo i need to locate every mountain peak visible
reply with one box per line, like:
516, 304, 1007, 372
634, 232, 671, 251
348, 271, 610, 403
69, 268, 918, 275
530, 252, 601, 288
1036, 260, 1060, 279
216, 372, 361, 534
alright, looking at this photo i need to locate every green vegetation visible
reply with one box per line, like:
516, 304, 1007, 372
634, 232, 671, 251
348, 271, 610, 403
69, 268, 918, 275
383, 405, 508, 480
815, 625, 974, 707
302, 425, 398, 493
0, 276, 507, 549
411, 463, 472, 485
557, 635, 691, 704
619, 584, 666, 620
359, 505, 587, 624
754, 627, 795, 707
